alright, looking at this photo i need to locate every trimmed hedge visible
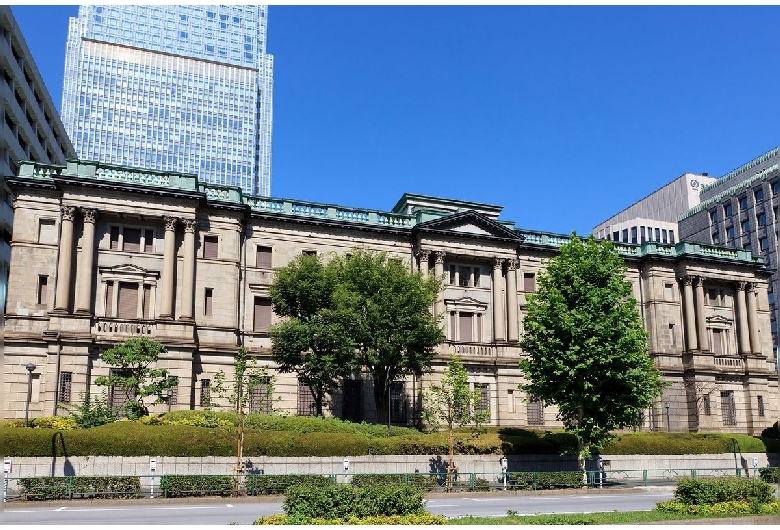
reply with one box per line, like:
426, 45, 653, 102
349, 473, 440, 491
758, 466, 778, 484
673, 477, 774, 505
18, 476, 141, 500
246, 474, 335, 495
159, 475, 235, 498
253, 513, 448, 525
509, 471, 584, 490
283, 484, 426, 519
656, 500, 780, 517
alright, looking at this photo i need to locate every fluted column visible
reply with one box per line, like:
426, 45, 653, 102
180, 219, 197, 320
492, 257, 506, 342
694, 276, 709, 352
735, 281, 750, 354
746, 283, 760, 355
433, 251, 445, 317
160, 216, 178, 319
417, 249, 430, 278
54, 205, 77, 312
74, 208, 98, 314
682, 276, 698, 351
506, 259, 519, 342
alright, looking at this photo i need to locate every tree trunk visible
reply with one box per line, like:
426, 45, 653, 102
372, 374, 388, 426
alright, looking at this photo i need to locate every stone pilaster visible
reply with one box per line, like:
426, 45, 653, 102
682, 276, 698, 351
506, 259, 519, 342
180, 219, 197, 321
746, 283, 760, 355
735, 281, 750, 354
433, 251, 445, 317
54, 205, 77, 312
160, 216, 178, 319
492, 257, 505, 342
694, 276, 709, 352
74, 208, 98, 314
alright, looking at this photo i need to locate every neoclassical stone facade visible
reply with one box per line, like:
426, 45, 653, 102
4, 160, 777, 434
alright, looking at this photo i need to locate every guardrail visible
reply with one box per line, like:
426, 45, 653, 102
4, 467, 770, 502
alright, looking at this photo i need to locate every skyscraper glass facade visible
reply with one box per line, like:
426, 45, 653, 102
62, 5, 273, 196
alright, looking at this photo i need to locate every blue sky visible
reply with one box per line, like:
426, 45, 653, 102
10, 5, 780, 235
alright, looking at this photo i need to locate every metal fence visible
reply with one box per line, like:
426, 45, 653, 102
3, 467, 769, 502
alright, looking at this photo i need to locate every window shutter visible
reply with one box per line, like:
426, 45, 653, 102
105, 281, 114, 317
118, 282, 138, 319
459, 312, 473, 342
256, 246, 272, 268
523, 273, 536, 293
712, 329, 723, 355
124, 228, 141, 252
204, 235, 219, 259
38, 275, 48, 305
253, 297, 272, 332
142, 284, 152, 319
204, 288, 213, 316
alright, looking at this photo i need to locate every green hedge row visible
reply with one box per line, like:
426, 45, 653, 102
509, 471, 584, 489
158, 474, 337, 497
349, 473, 440, 491
758, 466, 778, 484
673, 477, 774, 505
656, 500, 779, 517
283, 484, 426, 519
18, 476, 141, 500
253, 513, 448, 525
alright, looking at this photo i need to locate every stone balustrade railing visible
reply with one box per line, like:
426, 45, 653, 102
93, 319, 155, 337
447, 342, 496, 358
714, 356, 743, 369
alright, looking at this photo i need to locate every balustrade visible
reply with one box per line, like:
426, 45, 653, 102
94, 319, 155, 337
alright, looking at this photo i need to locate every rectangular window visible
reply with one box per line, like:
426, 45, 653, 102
297, 380, 315, 416
710, 211, 718, 224
108, 368, 136, 409
622, 229, 628, 243
475, 383, 490, 419
727, 226, 735, 240
255, 246, 272, 268
105, 281, 115, 317
117, 282, 138, 319
110, 226, 120, 250
712, 328, 723, 355
142, 284, 151, 319
200, 379, 211, 407
123, 228, 141, 252
664, 283, 673, 301
742, 220, 750, 233
724, 203, 733, 216
143, 229, 154, 253
640, 226, 646, 243
458, 266, 471, 287
721, 390, 736, 426
630, 226, 637, 244
612, 231, 619, 241
669, 230, 675, 244
449, 265, 456, 285
58, 371, 72, 403
712, 232, 720, 244
249, 376, 272, 414
739, 196, 748, 211
773, 181, 779, 196
669, 323, 675, 346
755, 188, 764, 202
203, 235, 219, 259
662, 229, 668, 244
253, 297, 272, 332
390, 381, 405, 423
473, 268, 481, 288
167, 386, 178, 406
302, 250, 316, 256
757, 395, 765, 417
527, 400, 544, 425
459, 312, 473, 342
37, 275, 48, 305
758, 213, 767, 227
760, 237, 769, 251
655, 228, 661, 242
38, 218, 56, 244
703, 394, 711, 416
523, 273, 536, 293
204, 288, 213, 316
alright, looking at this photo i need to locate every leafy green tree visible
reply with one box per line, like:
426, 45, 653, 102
269, 253, 358, 417
61, 391, 118, 428
519, 234, 664, 474
94, 337, 178, 419
333, 249, 444, 425
422, 356, 490, 488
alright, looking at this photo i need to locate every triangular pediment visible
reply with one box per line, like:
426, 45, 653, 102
98, 263, 160, 279
413, 210, 523, 242
444, 296, 489, 311
706, 314, 733, 324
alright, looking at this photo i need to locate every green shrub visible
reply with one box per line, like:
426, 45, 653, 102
246, 474, 335, 495
253, 513, 447, 525
283, 484, 425, 519
656, 500, 780, 517
758, 466, 778, 484
509, 471, 584, 490
159, 474, 235, 497
348, 473, 440, 491
673, 477, 774, 505
18, 476, 141, 500
761, 421, 779, 439
60, 392, 118, 428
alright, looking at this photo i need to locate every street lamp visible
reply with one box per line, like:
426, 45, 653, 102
24, 363, 36, 427
500, 456, 508, 490
664, 402, 671, 432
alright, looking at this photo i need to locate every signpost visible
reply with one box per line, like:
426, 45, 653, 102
150, 458, 157, 499
3, 459, 10, 504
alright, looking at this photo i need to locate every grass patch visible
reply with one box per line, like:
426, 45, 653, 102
448, 509, 776, 525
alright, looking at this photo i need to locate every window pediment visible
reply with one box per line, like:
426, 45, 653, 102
99, 264, 160, 284
445, 296, 488, 312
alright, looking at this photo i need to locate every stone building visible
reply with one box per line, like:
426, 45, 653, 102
4, 160, 777, 434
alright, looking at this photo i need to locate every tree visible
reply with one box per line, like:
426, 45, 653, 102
94, 337, 178, 419
269, 253, 358, 417
333, 249, 444, 424
519, 234, 665, 476
421, 356, 490, 489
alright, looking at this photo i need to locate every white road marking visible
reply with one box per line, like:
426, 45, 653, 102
226, 504, 233, 507
55, 507, 67, 511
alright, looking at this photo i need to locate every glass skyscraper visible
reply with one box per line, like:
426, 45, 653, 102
62, 5, 273, 196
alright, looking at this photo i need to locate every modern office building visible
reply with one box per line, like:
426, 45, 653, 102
678, 147, 780, 348
1, 5, 75, 312
61, 5, 273, 196
4, 159, 776, 435
593, 172, 717, 246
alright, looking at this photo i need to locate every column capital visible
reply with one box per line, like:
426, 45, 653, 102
692, 275, 704, 287
737, 281, 748, 292
680, 275, 695, 286
163, 216, 178, 231
745, 282, 755, 292
182, 219, 198, 233
506, 259, 518, 271
61, 205, 77, 221
416, 248, 431, 260
81, 207, 98, 224
434, 251, 446, 264
492, 257, 504, 270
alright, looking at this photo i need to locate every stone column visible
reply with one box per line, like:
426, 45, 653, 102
682, 276, 698, 351
180, 219, 197, 320
159, 216, 178, 319
74, 208, 98, 314
433, 251, 445, 317
735, 281, 750, 354
54, 205, 77, 312
746, 283, 760, 355
492, 257, 506, 342
417, 249, 430, 278
694, 276, 709, 352
506, 259, 519, 342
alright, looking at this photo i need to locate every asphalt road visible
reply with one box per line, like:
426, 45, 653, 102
4, 488, 675, 525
